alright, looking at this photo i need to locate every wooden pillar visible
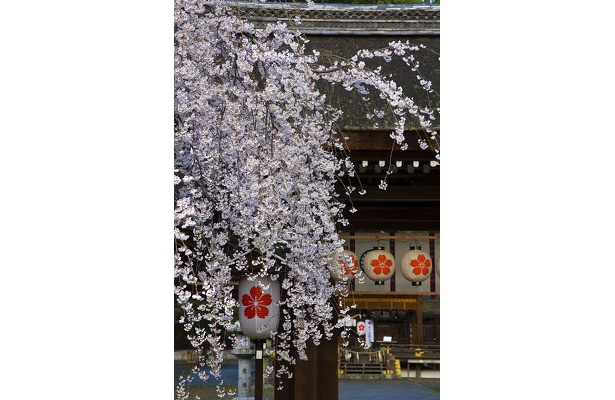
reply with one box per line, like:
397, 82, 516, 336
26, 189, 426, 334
274, 332, 339, 399
316, 335, 339, 400
416, 297, 424, 345
405, 310, 412, 343
274, 369, 293, 400
410, 312, 416, 345
389, 231, 396, 292
294, 342, 318, 400
293, 337, 339, 399
255, 339, 264, 400
429, 232, 436, 293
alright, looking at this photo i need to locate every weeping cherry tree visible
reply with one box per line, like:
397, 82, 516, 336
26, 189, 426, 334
174, 0, 439, 396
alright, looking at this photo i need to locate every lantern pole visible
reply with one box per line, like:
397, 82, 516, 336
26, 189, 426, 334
254, 339, 264, 400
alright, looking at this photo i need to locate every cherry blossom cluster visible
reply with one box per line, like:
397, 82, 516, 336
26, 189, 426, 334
174, 0, 439, 394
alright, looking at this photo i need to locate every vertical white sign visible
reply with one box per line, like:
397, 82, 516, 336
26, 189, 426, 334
365, 319, 374, 348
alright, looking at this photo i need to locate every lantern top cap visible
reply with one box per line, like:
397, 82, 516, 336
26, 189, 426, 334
409, 240, 422, 250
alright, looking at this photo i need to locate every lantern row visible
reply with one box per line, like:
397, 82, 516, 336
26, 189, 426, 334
327, 246, 439, 285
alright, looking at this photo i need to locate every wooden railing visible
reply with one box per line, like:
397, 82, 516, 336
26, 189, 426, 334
388, 343, 440, 361
389, 344, 440, 379
338, 344, 440, 378
338, 346, 397, 376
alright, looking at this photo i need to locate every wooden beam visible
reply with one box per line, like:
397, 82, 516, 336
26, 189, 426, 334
338, 131, 439, 152
343, 205, 440, 231
345, 206, 439, 219
345, 219, 439, 232
343, 296, 418, 311
339, 235, 439, 240
339, 292, 439, 311
344, 291, 440, 296
340, 185, 440, 202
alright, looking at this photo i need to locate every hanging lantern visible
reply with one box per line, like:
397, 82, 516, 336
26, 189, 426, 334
328, 249, 359, 283
400, 244, 432, 286
436, 256, 440, 277
360, 247, 395, 285
238, 276, 280, 339
356, 321, 366, 336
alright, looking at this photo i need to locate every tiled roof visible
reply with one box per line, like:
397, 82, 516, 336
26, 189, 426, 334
229, 2, 440, 35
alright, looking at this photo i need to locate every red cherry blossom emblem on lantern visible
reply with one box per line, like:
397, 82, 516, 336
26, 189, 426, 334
242, 286, 272, 319
358, 324, 365, 332
410, 254, 431, 276
370, 254, 392, 275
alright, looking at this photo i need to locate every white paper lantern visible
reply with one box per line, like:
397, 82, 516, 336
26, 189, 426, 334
238, 276, 280, 339
360, 247, 395, 284
400, 247, 433, 284
356, 321, 366, 336
328, 250, 359, 282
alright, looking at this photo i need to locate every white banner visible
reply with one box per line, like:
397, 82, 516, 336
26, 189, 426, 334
365, 319, 374, 348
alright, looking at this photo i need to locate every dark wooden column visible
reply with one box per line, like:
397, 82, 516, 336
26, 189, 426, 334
274, 337, 339, 400
389, 231, 396, 292
404, 310, 411, 343
316, 334, 339, 400
429, 232, 437, 293
255, 339, 264, 400
294, 342, 318, 400
415, 297, 424, 345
